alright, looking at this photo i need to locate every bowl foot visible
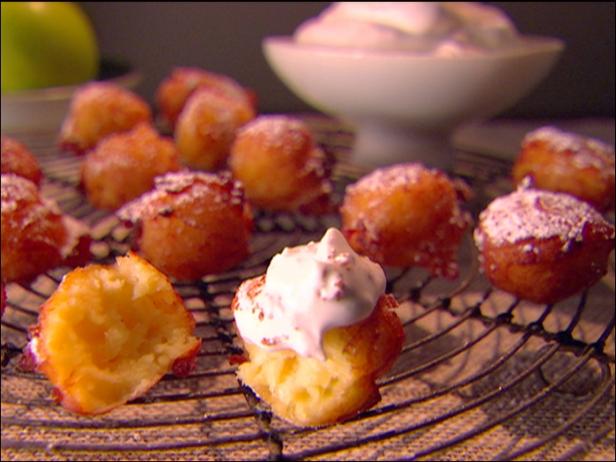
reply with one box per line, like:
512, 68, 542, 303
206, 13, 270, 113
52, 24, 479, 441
351, 123, 454, 171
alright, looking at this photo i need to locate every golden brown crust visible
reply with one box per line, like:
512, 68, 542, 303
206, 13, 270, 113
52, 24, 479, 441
341, 163, 470, 278
1, 136, 43, 186
478, 222, 614, 305
80, 123, 182, 210
1, 174, 92, 282
1, 175, 66, 282
29, 252, 201, 415
118, 172, 253, 280
513, 128, 615, 212
475, 189, 615, 304
59, 82, 152, 155
234, 277, 404, 427
156, 67, 255, 129
229, 115, 333, 213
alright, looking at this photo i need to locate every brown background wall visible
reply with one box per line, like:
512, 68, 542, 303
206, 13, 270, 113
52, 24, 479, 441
80, 2, 615, 118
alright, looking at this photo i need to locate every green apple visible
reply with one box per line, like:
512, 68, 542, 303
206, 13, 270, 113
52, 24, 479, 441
1, 2, 99, 92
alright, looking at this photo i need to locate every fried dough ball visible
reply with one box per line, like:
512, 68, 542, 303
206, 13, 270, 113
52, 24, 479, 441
156, 67, 255, 129
234, 277, 404, 427
474, 188, 615, 304
229, 115, 333, 213
117, 171, 253, 280
512, 126, 615, 212
1, 136, 43, 186
25, 252, 201, 415
59, 82, 152, 154
174, 88, 255, 171
340, 163, 471, 278
1, 174, 91, 283
80, 123, 182, 210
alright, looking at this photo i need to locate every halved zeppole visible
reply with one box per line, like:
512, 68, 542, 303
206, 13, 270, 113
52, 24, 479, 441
25, 252, 201, 415
232, 228, 404, 427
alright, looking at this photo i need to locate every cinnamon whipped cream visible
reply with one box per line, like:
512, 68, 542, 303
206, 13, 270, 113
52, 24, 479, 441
294, 2, 519, 56
233, 228, 386, 360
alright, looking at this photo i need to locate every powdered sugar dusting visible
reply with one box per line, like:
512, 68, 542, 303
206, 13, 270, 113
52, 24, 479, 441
347, 163, 430, 194
117, 170, 244, 223
1, 174, 87, 257
1, 174, 62, 218
475, 188, 614, 250
238, 115, 307, 139
235, 115, 311, 156
523, 126, 615, 172
1, 174, 38, 212
179, 87, 251, 140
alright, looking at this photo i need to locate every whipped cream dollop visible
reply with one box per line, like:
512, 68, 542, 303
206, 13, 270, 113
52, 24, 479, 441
233, 228, 386, 360
294, 2, 518, 56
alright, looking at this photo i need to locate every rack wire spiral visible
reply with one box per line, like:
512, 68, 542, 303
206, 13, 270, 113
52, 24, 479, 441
1, 118, 614, 461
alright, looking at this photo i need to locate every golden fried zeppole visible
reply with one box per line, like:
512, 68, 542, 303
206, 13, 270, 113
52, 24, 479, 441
229, 115, 333, 214
513, 126, 615, 212
1, 174, 90, 283
117, 171, 253, 280
80, 123, 181, 210
59, 82, 152, 154
1, 136, 43, 186
474, 187, 615, 304
341, 163, 471, 278
156, 66, 255, 129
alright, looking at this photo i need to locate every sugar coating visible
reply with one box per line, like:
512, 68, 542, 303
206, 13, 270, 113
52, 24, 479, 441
1, 137, 41, 182
523, 126, 615, 172
154, 171, 235, 193
68, 82, 150, 123
238, 115, 308, 140
474, 188, 614, 250
2, 174, 38, 212
117, 171, 244, 223
344, 162, 462, 236
2, 174, 90, 259
346, 163, 430, 195
164, 67, 249, 106
1, 174, 62, 217
73, 82, 145, 106
235, 115, 312, 158
84, 124, 177, 174
180, 88, 248, 139
231, 115, 331, 208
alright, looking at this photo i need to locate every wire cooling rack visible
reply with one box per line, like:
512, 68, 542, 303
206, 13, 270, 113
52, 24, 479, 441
1, 117, 614, 461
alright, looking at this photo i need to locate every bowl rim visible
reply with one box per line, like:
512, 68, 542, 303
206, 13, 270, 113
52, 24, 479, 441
263, 34, 565, 61
1, 59, 142, 103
